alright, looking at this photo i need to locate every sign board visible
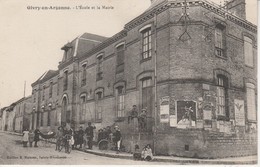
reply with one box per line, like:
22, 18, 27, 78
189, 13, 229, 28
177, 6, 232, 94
234, 99, 245, 126
160, 96, 170, 123
176, 101, 196, 128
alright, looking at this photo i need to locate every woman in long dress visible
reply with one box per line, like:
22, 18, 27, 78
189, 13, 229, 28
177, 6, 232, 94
22, 129, 29, 147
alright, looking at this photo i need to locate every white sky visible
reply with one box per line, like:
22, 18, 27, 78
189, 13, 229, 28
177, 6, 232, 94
0, 0, 257, 107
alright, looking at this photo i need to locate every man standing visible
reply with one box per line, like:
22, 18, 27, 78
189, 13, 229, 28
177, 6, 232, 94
34, 128, 40, 147
78, 126, 84, 149
113, 126, 122, 154
85, 122, 96, 149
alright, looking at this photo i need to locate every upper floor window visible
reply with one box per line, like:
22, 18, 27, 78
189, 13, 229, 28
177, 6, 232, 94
215, 25, 225, 58
141, 27, 152, 59
116, 44, 125, 74
82, 64, 87, 86
96, 91, 103, 100
246, 83, 256, 121
216, 75, 228, 117
42, 85, 45, 101
49, 81, 53, 98
57, 76, 60, 95
244, 36, 254, 67
96, 54, 103, 81
33, 89, 36, 103
63, 71, 68, 91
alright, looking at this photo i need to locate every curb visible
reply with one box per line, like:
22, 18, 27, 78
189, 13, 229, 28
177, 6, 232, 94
2, 131, 257, 165
83, 149, 257, 165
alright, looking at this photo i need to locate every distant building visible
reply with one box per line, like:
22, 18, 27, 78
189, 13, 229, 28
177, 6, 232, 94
26, 0, 257, 158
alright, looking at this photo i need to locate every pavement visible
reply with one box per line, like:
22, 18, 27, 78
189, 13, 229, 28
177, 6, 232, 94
2, 130, 258, 165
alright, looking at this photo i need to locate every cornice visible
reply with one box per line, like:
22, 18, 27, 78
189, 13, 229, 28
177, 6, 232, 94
124, 0, 257, 33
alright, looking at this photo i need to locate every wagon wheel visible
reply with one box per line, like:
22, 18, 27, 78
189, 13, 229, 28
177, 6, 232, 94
98, 139, 109, 150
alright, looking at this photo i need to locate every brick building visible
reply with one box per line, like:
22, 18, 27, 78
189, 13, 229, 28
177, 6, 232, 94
29, 0, 257, 158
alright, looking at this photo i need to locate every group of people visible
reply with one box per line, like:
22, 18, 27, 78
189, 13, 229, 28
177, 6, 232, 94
22, 128, 41, 147
133, 144, 154, 161
56, 122, 96, 150
128, 105, 148, 130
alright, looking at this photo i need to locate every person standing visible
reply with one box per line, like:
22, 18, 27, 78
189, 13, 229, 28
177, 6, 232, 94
34, 128, 40, 147
55, 126, 63, 151
28, 130, 34, 147
85, 122, 96, 149
78, 126, 84, 149
113, 126, 122, 154
22, 129, 29, 147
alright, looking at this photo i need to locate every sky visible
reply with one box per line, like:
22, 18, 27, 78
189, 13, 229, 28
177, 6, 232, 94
0, 0, 257, 108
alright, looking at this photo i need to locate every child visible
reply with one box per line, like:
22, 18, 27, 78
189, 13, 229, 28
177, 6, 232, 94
141, 144, 153, 161
133, 144, 142, 160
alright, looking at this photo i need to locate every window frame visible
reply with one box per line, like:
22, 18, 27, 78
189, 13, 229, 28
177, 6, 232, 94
246, 83, 256, 121
216, 75, 229, 118
141, 27, 152, 60
214, 24, 226, 59
116, 86, 125, 118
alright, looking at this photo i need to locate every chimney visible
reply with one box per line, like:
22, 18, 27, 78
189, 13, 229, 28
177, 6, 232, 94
226, 0, 246, 19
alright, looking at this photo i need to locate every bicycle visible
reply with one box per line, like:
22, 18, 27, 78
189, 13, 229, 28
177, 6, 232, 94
58, 134, 73, 154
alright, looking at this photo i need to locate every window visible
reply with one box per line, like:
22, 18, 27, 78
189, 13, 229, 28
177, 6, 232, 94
33, 89, 36, 103
63, 71, 68, 91
215, 25, 225, 58
81, 64, 87, 86
96, 91, 103, 100
244, 36, 254, 67
116, 86, 125, 117
96, 54, 103, 81
96, 106, 102, 120
49, 82, 53, 98
42, 85, 45, 101
142, 78, 153, 114
80, 95, 86, 122
40, 112, 43, 126
141, 28, 152, 59
246, 83, 256, 121
47, 109, 51, 126
216, 75, 228, 117
116, 44, 125, 73
57, 77, 60, 95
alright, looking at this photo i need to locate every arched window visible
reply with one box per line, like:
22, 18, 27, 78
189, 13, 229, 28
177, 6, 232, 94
96, 54, 103, 81
81, 63, 87, 86
140, 25, 152, 60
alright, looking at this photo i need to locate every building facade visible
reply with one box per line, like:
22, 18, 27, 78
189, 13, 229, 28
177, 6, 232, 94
27, 0, 257, 158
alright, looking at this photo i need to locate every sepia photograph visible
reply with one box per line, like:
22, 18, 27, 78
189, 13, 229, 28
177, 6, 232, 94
0, 0, 258, 165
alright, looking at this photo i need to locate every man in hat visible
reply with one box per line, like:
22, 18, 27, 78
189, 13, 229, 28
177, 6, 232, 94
113, 126, 122, 154
85, 122, 96, 149
139, 108, 147, 131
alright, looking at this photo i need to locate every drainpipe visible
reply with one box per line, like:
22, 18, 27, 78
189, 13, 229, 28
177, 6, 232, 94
153, 12, 158, 155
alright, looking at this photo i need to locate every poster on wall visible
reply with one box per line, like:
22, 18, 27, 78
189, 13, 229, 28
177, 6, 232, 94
160, 96, 170, 123
234, 99, 245, 126
169, 115, 177, 127
176, 101, 196, 128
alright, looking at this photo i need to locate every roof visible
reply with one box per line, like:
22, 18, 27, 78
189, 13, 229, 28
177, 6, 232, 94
80, 33, 108, 42
32, 70, 59, 86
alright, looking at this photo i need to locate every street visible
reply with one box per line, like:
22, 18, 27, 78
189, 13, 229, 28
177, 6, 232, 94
0, 132, 174, 165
